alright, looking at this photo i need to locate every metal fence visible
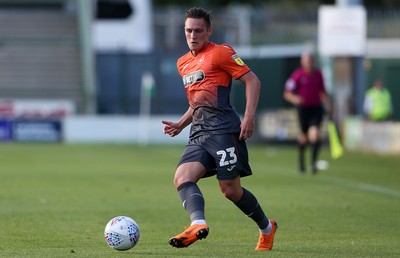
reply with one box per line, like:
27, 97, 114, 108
153, 5, 400, 51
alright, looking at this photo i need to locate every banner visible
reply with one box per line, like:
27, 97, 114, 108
0, 120, 12, 142
0, 99, 75, 119
12, 120, 62, 142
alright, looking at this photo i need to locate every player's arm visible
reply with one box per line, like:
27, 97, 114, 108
161, 106, 193, 137
238, 71, 260, 140
320, 91, 333, 116
283, 77, 302, 106
283, 90, 302, 106
283, 76, 302, 106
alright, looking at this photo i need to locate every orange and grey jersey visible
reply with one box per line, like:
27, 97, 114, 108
177, 42, 251, 139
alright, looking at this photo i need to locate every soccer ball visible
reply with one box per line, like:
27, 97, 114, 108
104, 216, 140, 251
316, 160, 329, 170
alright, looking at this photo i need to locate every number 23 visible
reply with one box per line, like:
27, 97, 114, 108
216, 147, 237, 167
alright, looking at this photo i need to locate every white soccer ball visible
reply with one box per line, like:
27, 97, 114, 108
104, 216, 140, 251
316, 160, 329, 170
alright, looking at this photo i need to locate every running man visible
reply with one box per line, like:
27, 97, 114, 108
162, 7, 277, 251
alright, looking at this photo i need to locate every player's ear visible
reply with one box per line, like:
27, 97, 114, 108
207, 26, 213, 36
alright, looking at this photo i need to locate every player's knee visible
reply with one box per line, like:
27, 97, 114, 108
308, 131, 319, 143
298, 135, 307, 144
308, 126, 319, 139
173, 169, 198, 188
220, 185, 241, 202
173, 175, 186, 189
221, 188, 235, 201
173, 177, 179, 189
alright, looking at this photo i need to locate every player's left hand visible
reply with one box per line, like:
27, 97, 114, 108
239, 116, 254, 140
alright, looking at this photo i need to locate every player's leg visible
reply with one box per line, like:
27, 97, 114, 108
211, 134, 277, 251
169, 143, 212, 248
308, 125, 320, 173
298, 133, 307, 173
297, 107, 309, 173
308, 106, 324, 174
169, 162, 209, 248
218, 177, 277, 251
219, 177, 268, 228
174, 161, 207, 225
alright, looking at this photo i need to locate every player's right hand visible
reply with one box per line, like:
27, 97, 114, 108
161, 120, 182, 137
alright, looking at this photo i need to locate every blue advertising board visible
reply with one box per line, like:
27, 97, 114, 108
12, 120, 62, 142
0, 119, 12, 141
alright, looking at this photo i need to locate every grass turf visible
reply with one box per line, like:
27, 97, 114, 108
0, 143, 399, 257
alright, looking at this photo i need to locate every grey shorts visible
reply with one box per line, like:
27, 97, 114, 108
178, 133, 252, 180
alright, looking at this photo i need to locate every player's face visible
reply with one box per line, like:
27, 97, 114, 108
184, 18, 212, 56
301, 54, 314, 72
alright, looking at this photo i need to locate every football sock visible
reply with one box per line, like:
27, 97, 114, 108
234, 188, 269, 230
260, 221, 272, 235
177, 181, 206, 223
311, 141, 320, 168
190, 219, 207, 226
299, 143, 306, 172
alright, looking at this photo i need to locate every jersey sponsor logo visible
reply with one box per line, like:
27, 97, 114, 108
182, 70, 205, 87
232, 54, 245, 66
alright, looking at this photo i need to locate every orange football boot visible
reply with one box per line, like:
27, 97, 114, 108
255, 220, 278, 251
169, 224, 209, 248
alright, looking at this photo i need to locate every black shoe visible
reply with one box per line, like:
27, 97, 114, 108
312, 164, 318, 175
299, 164, 305, 174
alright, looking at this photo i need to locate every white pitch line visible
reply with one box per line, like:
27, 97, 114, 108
254, 163, 400, 198
328, 178, 400, 198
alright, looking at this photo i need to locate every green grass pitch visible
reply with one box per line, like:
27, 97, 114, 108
1, 143, 399, 257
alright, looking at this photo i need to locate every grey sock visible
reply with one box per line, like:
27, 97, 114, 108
177, 181, 205, 222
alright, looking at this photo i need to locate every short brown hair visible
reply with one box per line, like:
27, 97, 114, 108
185, 7, 212, 28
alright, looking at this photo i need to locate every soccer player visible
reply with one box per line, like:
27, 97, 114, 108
283, 52, 332, 174
161, 7, 277, 251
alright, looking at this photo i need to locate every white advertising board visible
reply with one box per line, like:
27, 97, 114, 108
63, 115, 189, 144
0, 99, 75, 119
318, 5, 366, 56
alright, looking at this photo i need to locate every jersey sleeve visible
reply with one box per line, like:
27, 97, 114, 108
176, 55, 186, 77
285, 71, 298, 92
176, 59, 181, 76
215, 44, 251, 79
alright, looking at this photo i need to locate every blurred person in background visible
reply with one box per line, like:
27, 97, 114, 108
284, 52, 332, 174
363, 79, 393, 121
161, 7, 277, 251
